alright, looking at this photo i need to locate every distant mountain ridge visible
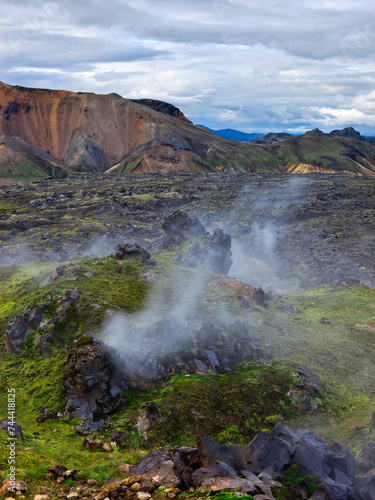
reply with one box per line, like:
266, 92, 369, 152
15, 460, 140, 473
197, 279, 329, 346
1, 82, 375, 178
196, 125, 265, 142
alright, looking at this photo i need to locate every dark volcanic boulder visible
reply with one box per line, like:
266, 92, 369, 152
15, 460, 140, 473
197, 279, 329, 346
191, 460, 258, 493
160, 210, 206, 247
310, 475, 354, 500
128, 448, 185, 487
246, 431, 294, 478
0, 420, 25, 441
198, 438, 246, 471
113, 315, 253, 388
156, 210, 233, 275
355, 441, 375, 474
288, 364, 323, 412
114, 242, 155, 265
63, 338, 127, 427
354, 475, 375, 500
5, 304, 47, 354
246, 423, 357, 497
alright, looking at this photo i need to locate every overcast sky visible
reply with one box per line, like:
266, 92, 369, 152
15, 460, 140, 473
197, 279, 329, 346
1, 0, 375, 134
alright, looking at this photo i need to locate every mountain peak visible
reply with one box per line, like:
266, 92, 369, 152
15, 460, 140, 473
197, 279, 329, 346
305, 128, 325, 135
329, 127, 363, 140
130, 99, 192, 124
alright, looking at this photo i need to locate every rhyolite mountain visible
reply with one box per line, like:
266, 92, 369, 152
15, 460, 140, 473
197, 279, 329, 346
0, 81, 280, 177
1, 81, 375, 178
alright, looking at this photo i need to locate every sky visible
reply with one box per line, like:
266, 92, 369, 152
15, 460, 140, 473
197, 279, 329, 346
1, 0, 375, 135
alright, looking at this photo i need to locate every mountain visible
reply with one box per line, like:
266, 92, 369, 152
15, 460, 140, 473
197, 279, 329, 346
329, 126, 364, 140
251, 132, 292, 144
0, 82, 280, 177
196, 125, 265, 142
1, 82, 375, 178
268, 132, 375, 176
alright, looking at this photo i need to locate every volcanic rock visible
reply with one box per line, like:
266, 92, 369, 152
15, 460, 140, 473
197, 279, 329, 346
37, 406, 59, 423
354, 475, 375, 500
4, 304, 46, 354
136, 402, 162, 440
160, 210, 207, 248
198, 438, 246, 471
63, 338, 127, 426
190, 460, 258, 493
287, 365, 323, 412
114, 243, 155, 265
115, 315, 253, 388
246, 432, 294, 478
355, 441, 375, 474
156, 210, 233, 275
128, 449, 185, 488
0, 420, 25, 441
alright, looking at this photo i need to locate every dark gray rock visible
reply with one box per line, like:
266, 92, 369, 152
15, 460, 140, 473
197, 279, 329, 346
63, 339, 127, 427
354, 475, 375, 500
327, 440, 356, 481
288, 364, 323, 411
155, 210, 233, 275
37, 406, 59, 423
294, 434, 331, 477
246, 431, 294, 478
4, 304, 46, 354
114, 242, 154, 264
52, 264, 73, 282
0, 420, 25, 441
191, 460, 257, 493
77, 419, 105, 435
206, 228, 232, 275
310, 475, 354, 500
65, 288, 81, 300
193, 358, 208, 375
355, 442, 375, 474
128, 448, 184, 487
160, 210, 206, 248
198, 438, 244, 470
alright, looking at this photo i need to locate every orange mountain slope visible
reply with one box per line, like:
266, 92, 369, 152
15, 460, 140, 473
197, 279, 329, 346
0, 82, 280, 175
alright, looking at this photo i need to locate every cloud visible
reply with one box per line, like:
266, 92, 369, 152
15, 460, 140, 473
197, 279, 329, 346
1, 0, 375, 134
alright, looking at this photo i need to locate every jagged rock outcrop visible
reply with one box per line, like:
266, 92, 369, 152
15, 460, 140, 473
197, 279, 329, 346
155, 210, 233, 275
110, 315, 255, 389
246, 423, 356, 497
4, 304, 47, 354
125, 424, 372, 499
130, 99, 193, 124
287, 364, 323, 411
63, 337, 128, 431
114, 243, 155, 265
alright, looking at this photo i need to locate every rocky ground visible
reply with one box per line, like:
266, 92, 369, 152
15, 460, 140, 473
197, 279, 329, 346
1, 173, 375, 287
1, 173, 375, 500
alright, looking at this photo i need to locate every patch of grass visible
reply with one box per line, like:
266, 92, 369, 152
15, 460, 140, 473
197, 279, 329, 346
112, 365, 300, 448
273, 465, 319, 499
0, 160, 50, 179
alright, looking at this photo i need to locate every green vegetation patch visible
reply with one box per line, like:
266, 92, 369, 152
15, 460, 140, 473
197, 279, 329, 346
114, 365, 299, 448
0, 160, 50, 179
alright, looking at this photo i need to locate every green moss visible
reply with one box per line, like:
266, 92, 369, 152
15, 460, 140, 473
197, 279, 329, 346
274, 465, 319, 499
114, 366, 299, 448
0, 160, 50, 179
